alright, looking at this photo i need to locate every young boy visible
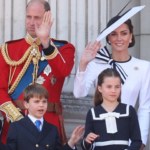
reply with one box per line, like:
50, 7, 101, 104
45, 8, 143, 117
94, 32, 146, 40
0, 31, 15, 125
0, 84, 84, 150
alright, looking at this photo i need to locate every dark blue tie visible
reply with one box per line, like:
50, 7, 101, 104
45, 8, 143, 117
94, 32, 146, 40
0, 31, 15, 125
35, 120, 41, 132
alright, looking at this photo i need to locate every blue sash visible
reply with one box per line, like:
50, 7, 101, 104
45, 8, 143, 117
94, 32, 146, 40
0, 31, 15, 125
10, 40, 67, 100
10, 60, 48, 100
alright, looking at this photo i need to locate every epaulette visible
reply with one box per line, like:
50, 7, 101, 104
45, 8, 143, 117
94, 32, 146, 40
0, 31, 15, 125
5, 38, 24, 44
51, 38, 68, 49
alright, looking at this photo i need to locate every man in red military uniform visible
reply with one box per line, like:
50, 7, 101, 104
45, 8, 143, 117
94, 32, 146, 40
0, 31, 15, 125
0, 0, 75, 144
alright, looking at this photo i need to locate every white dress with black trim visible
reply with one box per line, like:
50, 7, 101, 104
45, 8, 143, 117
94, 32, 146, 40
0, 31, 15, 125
74, 54, 150, 145
81, 103, 142, 150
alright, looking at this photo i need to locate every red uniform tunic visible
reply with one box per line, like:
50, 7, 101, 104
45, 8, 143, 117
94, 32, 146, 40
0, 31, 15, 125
0, 37, 75, 144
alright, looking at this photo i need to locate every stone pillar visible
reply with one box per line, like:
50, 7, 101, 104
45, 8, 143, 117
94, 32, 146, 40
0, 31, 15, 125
13, 0, 26, 39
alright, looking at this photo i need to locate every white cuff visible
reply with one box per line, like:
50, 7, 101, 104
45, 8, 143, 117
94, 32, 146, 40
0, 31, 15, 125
68, 142, 75, 149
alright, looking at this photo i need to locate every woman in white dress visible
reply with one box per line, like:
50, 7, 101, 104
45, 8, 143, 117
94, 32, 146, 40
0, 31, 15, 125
73, 5, 150, 150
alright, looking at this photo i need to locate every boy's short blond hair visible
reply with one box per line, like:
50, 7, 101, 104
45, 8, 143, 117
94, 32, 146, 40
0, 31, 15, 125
23, 83, 49, 102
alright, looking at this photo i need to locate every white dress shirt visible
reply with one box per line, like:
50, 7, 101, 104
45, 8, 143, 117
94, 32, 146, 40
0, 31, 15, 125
28, 114, 44, 131
73, 56, 150, 145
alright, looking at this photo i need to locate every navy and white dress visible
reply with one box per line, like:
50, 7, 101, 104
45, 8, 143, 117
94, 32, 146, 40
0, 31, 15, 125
74, 48, 150, 145
81, 103, 142, 150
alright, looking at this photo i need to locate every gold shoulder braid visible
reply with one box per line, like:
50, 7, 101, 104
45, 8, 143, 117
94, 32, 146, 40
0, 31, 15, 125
1, 43, 32, 66
1, 43, 41, 95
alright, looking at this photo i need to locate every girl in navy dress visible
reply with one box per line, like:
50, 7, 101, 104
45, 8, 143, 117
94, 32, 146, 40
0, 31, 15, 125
81, 68, 142, 150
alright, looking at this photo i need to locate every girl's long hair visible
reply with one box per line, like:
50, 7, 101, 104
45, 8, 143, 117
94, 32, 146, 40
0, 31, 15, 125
94, 68, 121, 106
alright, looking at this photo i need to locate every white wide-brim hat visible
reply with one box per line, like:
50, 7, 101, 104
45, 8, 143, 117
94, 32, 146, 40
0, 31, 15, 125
96, 0, 145, 41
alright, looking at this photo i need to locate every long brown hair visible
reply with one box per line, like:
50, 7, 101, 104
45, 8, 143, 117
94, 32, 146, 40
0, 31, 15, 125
94, 68, 121, 106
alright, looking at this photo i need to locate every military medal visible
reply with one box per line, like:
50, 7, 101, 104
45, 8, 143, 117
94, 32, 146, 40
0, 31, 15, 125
36, 76, 46, 84
31, 48, 38, 56
41, 56, 46, 61
50, 75, 57, 85
40, 50, 46, 61
56, 45, 60, 48
44, 64, 51, 76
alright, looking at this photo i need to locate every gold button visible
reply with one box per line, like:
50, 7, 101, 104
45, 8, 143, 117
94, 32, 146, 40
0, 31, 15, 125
46, 145, 49, 148
36, 144, 39, 147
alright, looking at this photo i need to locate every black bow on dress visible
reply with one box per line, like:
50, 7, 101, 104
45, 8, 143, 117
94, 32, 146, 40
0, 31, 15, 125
95, 46, 128, 84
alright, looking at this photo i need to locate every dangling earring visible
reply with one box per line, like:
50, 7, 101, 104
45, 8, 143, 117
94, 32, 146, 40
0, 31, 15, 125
108, 41, 111, 44
129, 39, 132, 43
